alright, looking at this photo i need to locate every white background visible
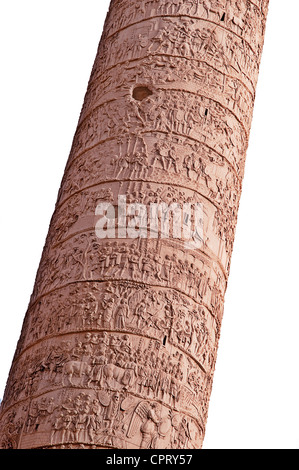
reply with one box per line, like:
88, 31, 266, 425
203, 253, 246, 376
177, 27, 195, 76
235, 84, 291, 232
0, 1, 298, 449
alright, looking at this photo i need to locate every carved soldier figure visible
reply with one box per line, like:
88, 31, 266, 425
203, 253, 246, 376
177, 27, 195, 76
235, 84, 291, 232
114, 298, 129, 329
177, 416, 192, 449
139, 402, 161, 449
103, 393, 122, 432
101, 297, 115, 329
86, 399, 102, 441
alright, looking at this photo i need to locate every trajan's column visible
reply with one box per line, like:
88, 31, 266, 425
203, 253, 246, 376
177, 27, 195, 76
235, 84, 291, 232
0, 0, 269, 449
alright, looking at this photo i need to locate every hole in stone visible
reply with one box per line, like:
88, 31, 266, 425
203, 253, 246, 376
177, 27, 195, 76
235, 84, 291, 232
205, 109, 209, 117
221, 13, 225, 21
163, 336, 167, 346
132, 86, 153, 102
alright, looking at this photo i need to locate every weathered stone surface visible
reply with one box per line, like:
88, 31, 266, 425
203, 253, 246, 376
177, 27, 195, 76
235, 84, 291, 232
0, 0, 269, 449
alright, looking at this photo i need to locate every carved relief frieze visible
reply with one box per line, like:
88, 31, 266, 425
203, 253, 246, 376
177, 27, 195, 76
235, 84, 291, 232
103, 0, 267, 60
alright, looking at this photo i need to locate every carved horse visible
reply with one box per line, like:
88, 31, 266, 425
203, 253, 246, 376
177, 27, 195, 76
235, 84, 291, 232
101, 363, 137, 390
62, 360, 92, 387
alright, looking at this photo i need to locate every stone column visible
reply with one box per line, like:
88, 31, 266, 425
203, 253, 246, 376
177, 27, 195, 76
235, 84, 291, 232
0, 0, 270, 449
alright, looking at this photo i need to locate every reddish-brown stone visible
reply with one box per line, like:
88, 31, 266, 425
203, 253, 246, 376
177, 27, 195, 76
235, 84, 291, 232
0, 0, 270, 449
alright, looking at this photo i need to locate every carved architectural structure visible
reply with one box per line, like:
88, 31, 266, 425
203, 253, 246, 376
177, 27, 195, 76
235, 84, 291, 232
0, 0, 270, 449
